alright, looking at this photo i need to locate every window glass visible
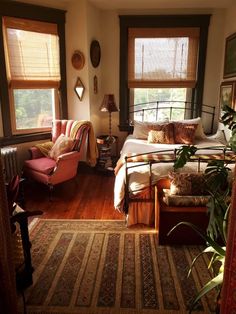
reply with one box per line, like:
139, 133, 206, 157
134, 38, 190, 81
3, 17, 60, 134
13, 89, 56, 131
128, 27, 199, 88
131, 87, 191, 122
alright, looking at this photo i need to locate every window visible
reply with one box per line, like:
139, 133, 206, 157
119, 15, 211, 131
128, 28, 198, 123
3, 17, 60, 134
131, 87, 191, 122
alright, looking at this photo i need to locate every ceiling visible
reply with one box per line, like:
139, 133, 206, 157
89, 0, 234, 10
17, 0, 235, 10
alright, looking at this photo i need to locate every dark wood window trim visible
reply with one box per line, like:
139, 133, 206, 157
0, 1, 67, 145
119, 15, 211, 132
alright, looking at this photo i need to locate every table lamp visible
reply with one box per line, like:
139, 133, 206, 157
100, 94, 118, 144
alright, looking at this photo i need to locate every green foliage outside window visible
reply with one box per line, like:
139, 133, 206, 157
133, 88, 188, 120
14, 89, 54, 129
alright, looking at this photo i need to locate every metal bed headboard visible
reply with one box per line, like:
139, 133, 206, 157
129, 101, 216, 134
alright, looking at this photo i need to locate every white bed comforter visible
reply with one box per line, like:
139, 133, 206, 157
114, 135, 232, 211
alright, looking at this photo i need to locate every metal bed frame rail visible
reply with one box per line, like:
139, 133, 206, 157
123, 146, 235, 214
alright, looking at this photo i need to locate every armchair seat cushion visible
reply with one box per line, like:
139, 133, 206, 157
24, 157, 56, 175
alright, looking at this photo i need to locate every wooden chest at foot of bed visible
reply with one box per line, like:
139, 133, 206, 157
155, 179, 209, 245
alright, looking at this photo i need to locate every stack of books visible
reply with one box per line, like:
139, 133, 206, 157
97, 146, 113, 170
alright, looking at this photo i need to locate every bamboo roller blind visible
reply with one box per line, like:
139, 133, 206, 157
3, 17, 60, 88
128, 27, 200, 88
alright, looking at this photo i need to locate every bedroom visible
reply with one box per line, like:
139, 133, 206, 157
0, 0, 236, 313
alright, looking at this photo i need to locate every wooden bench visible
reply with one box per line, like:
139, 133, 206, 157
155, 178, 209, 245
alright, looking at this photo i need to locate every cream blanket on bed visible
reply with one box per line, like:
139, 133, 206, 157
114, 135, 234, 212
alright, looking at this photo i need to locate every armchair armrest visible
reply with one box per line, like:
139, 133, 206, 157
29, 147, 45, 159
57, 151, 81, 161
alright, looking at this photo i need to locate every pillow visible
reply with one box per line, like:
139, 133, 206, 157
207, 129, 227, 145
171, 117, 206, 139
162, 189, 210, 206
169, 172, 207, 196
147, 123, 175, 144
148, 130, 165, 143
173, 122, 197, 144
133, 119, 169, 139
49, 134, 74, 160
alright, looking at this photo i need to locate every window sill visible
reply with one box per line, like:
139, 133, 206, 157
0, 132, 51, 146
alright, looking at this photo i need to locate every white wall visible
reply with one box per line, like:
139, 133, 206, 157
66, 0, 90, 121
202, 9, 226, 131
224, 4, 236, 39
220, 3, 236, 83
100, 10, 124, 149
86, 1, 103, 136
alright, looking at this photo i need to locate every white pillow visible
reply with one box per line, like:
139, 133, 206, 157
49, 134, 74, 160
133, 118, 169, 139
207, 129, 228, 145
218, 122, 231, 143
171, 117, 206, 139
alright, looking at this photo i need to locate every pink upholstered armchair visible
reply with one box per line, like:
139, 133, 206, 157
24, 120, 92, 193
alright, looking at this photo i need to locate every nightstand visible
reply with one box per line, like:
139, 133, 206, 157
96, 135, 118, 173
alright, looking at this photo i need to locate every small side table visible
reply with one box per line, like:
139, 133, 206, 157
96, 135, 118, 157
96, 135, 118, 173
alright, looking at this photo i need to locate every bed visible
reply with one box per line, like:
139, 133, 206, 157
114, 116, 235, 227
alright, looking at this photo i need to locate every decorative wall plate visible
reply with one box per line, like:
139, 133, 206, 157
90, 40, 101, 68
71, 50, 85, 70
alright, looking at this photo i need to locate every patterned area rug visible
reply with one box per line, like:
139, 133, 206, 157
18, 219, 217, 314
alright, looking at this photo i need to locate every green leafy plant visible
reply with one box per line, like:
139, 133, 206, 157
173, 145, 198, 170
170, 111, 236, 312
221, 104, 236, 152
204, 160, 231, 242
173, 146, 232, 242
168, 209, 228, 313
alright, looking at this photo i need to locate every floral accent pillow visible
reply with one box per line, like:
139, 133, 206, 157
132, 119, 169, 139
147, 122, 175, 144
169, 172, 206, 196
173, 122, 198, 144
153, 123, 175, 144
49, 134, 74, 160
148, 130, 165, 143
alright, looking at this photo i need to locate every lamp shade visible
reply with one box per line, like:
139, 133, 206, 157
74, 77, 85, 101
100, 94, 118, 112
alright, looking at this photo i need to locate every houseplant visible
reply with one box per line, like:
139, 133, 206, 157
169, 104, 236, 312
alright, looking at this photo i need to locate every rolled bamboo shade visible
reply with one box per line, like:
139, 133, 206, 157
128, 27, 199, 88
3, 17, 60, 88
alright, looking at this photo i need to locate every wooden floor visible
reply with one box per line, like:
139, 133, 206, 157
24, 163, 124, 220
